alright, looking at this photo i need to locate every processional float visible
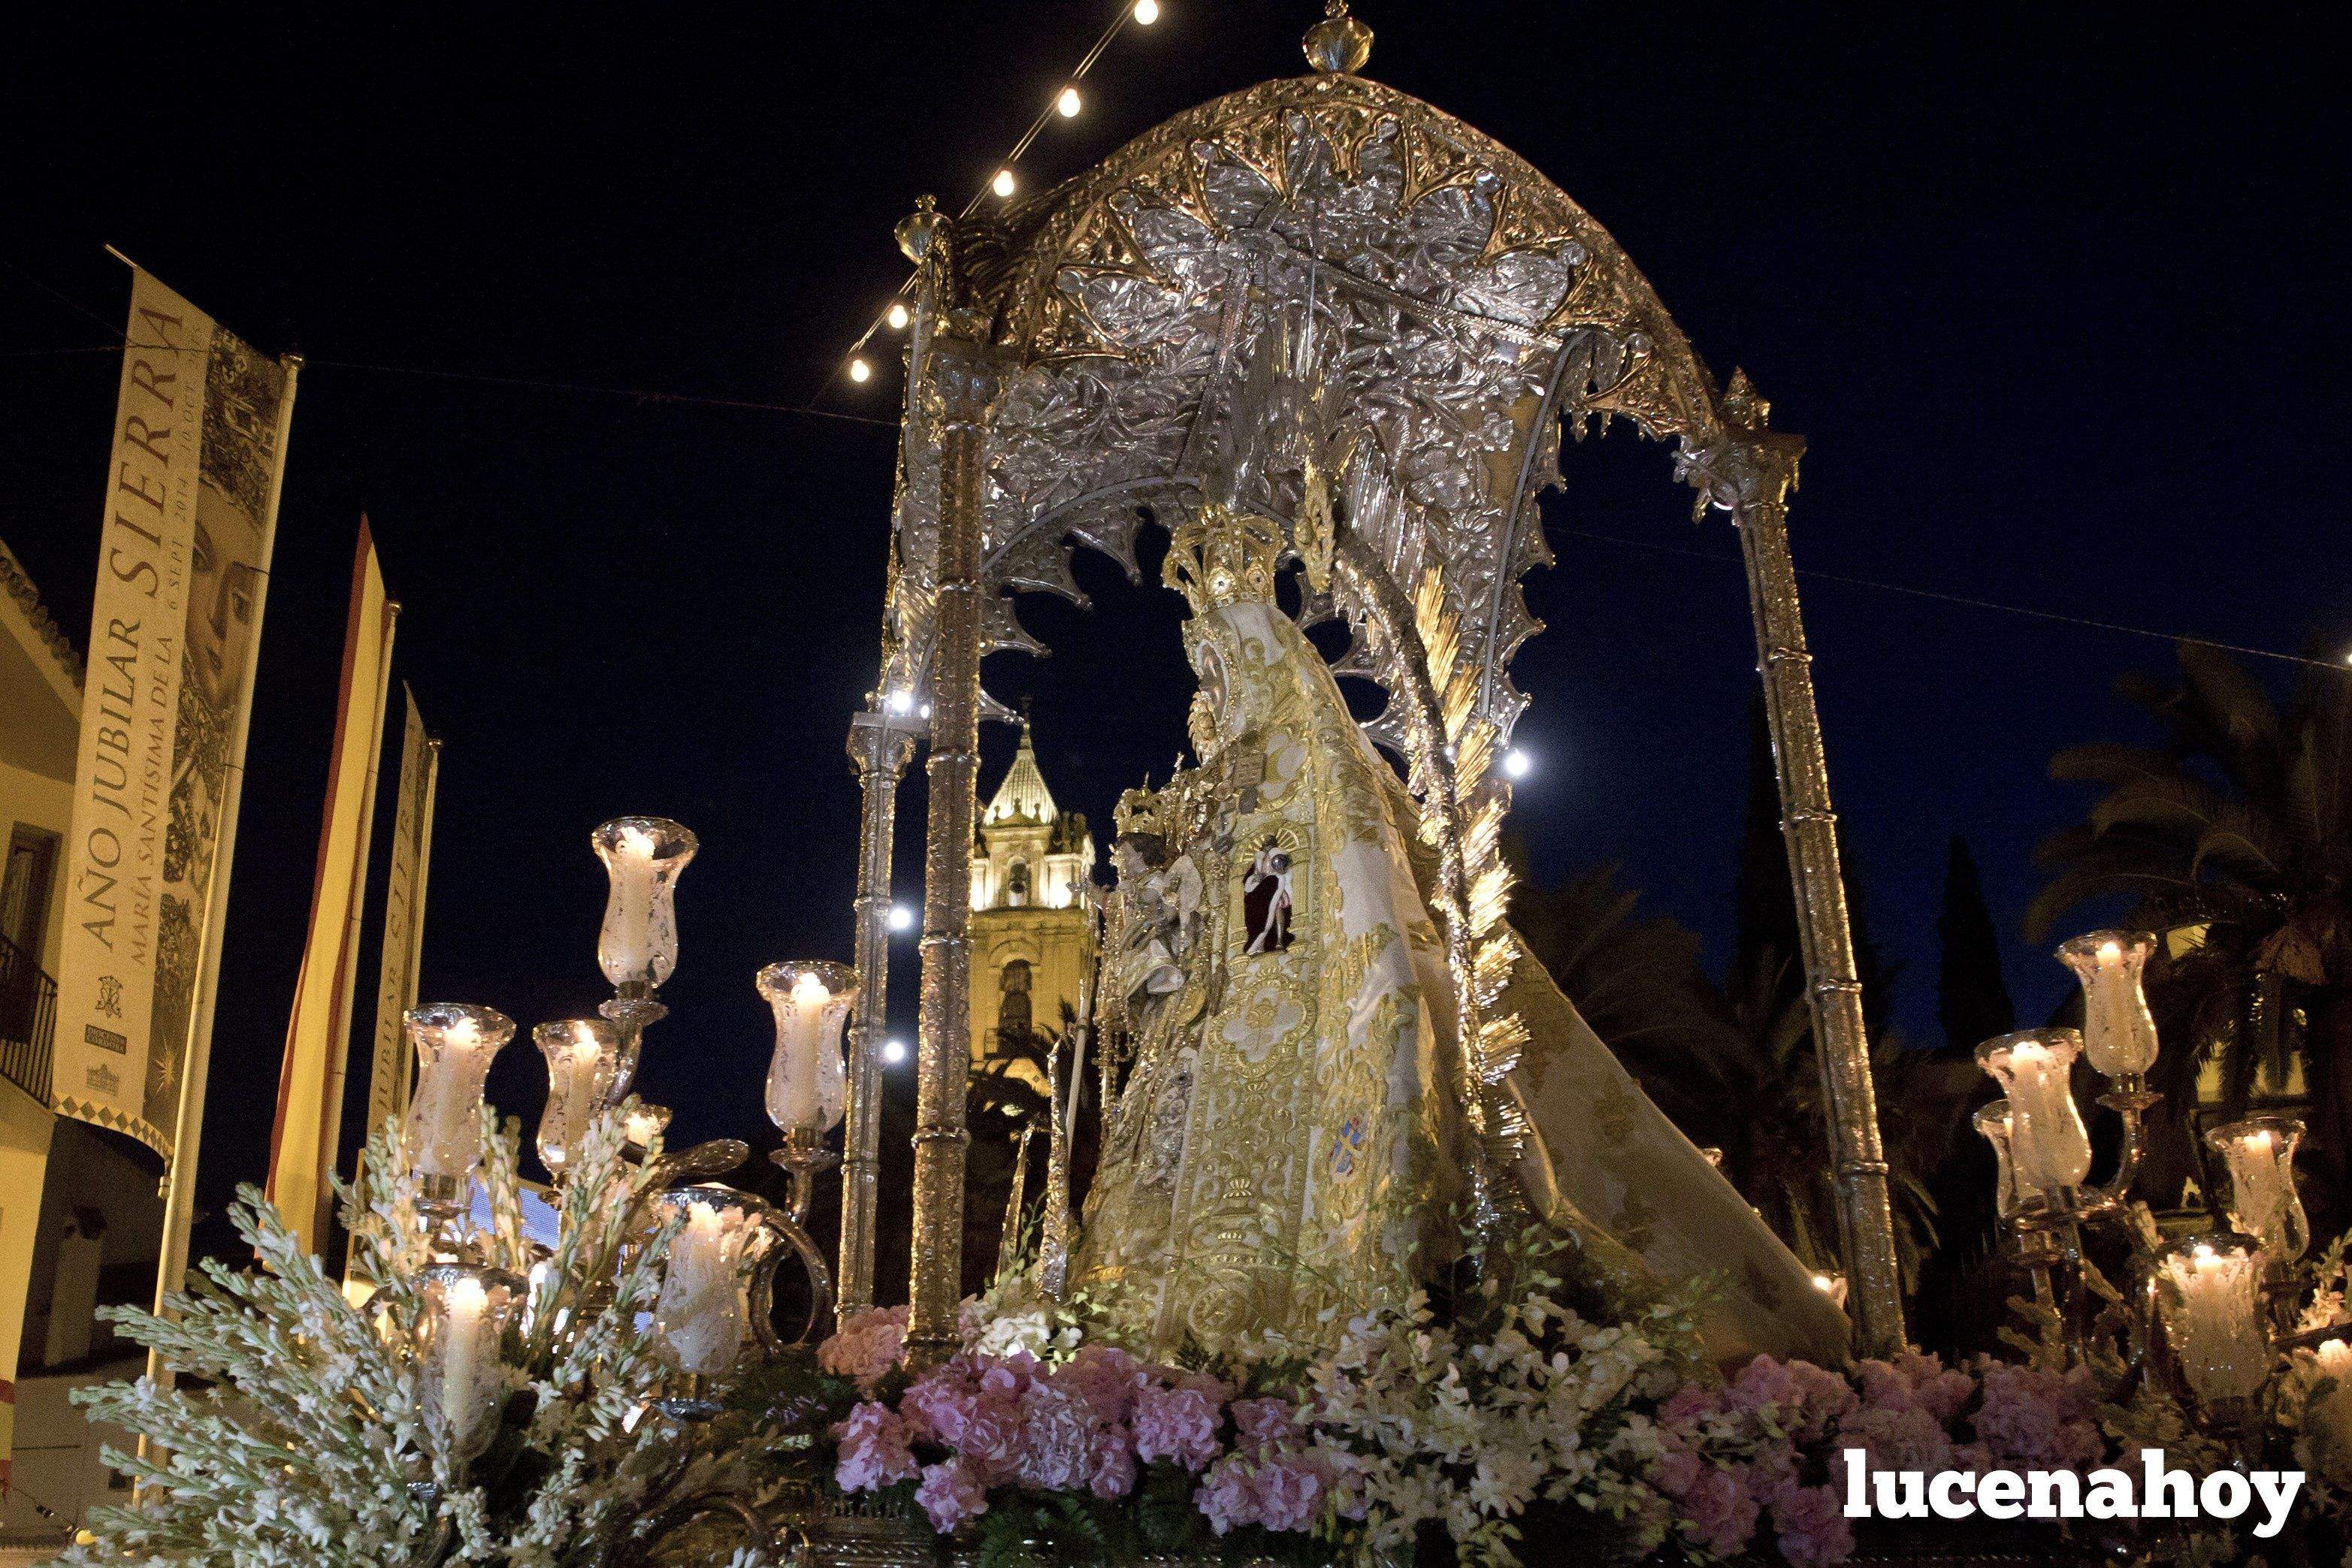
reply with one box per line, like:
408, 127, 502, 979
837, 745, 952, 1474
836, 7, 1907, 1358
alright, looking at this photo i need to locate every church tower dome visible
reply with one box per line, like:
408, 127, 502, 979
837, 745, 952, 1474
968, 720, 1098, 1084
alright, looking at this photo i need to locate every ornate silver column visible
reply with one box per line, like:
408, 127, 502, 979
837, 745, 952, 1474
906, 322, 996, 1362
839, 708, 918, 1313
1699, 377, 1906, 1356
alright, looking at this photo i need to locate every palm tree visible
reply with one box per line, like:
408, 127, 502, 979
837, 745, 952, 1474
2030, 642, 2352, 1213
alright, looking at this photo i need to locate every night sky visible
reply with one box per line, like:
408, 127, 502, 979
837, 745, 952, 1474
5, 4, 2345, 1279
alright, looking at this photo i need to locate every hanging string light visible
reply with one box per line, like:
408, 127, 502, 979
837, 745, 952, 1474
834, 0, 1159, 390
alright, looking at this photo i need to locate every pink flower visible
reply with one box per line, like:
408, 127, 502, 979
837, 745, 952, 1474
1089, 1433, 1138, 1500
899, 1364, 978, 1446
818, 1304, 908, 1388
1971, 1359, 2102, 1471
1249, 1452, 1329, 1533
1676, 1464, 1760, 1557
1057, 1343, 1148, 1418
1767, 1483, 1855, 1568
1012, 1381, 1103, 1494
833, 1402, 918, 1493
1657, 1383, 1720, 1427
1229, 1397, 1300, 1450
1132, 1384, 1223, 1472
914, 1456, 990, 1533
1196, 1448, 1329, 1535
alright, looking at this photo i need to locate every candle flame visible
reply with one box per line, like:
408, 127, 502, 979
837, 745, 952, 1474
791, 971, 831, 1007
449, 1275, 488, 1313
2097, 939, 2121, 962
618, 824, 658, 860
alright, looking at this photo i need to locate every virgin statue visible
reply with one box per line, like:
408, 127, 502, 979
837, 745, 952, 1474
1072, 502, 1851, 1368
1075, 504, 1461, 1351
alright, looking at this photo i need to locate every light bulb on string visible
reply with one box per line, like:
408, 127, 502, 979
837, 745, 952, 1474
1503, 748, 1533, 780
848, 356, 872, 384
887, 301, 910, 331
887, 904, 914, 932
992, 168, 1017, 198
1057, 86, 1081, 118
882, 1038, 908, 1065
1133, 0, 1159, 23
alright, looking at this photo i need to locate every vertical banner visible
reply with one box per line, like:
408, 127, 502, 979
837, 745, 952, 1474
361, 687, 438, 1139
51, 267, 294, 1161
266, 523, 397, 1253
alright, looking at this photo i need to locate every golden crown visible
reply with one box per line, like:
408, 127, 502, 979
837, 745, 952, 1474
1162, 502, 1282, 615
1113, 782, 1169, 841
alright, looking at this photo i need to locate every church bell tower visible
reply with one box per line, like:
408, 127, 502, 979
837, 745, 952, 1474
969, 720, 1096, 1085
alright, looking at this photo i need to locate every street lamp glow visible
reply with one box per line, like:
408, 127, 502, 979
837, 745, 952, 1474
1133, 0, 1159, 22
887, 904, 914, 932
886, 301, 909, 331
992, 168, 1016, 198
1057, 86, 1081, 118
881, 1038, 908, 1065
1503, 748, 1533, 780
848, 356, 872, 383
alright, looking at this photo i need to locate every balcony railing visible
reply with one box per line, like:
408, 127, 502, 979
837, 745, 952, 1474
1, 927, 57, 1104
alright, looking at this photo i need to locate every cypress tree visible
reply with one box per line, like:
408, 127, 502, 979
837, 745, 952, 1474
1936, 834, 2015, 1058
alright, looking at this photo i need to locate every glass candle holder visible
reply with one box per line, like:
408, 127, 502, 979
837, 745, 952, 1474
2208, 1114, 2309, 1263
415, 1263, 526, 1461
1976, 1029, 2094, 1192
1972, 1098, 2047, 1218
757, 961, 857, 1137
651, 1186, 760, 1377
592, 817, 698, 989
404, 1005, 515, 1182
532, 1019, 618, 1177
2155, 1234, 2273, 1406
2057, 930, 2160, 1080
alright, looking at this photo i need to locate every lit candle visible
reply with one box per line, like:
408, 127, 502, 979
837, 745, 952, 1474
2157, 1237, 2272, 1406
533, 1019, 617, 1176
2057, 931, 2160, 1079
403, 1005, 514, 1180
757, 962, 855, 1137
653, 1192, 752, 1376
621, 1104, 670, 1150
420, 1265, 521, 1461
1976, 1030, 2093, 1191
592, 817, 698, 989
2208, 1116, 2309, 1261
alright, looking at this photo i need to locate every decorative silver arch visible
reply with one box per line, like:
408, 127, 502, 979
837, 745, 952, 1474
854, 50, 1906, 1361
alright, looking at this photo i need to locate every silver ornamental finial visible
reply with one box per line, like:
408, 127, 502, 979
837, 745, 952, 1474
895, 194, 942, 264
1304, 1, 1372, 74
